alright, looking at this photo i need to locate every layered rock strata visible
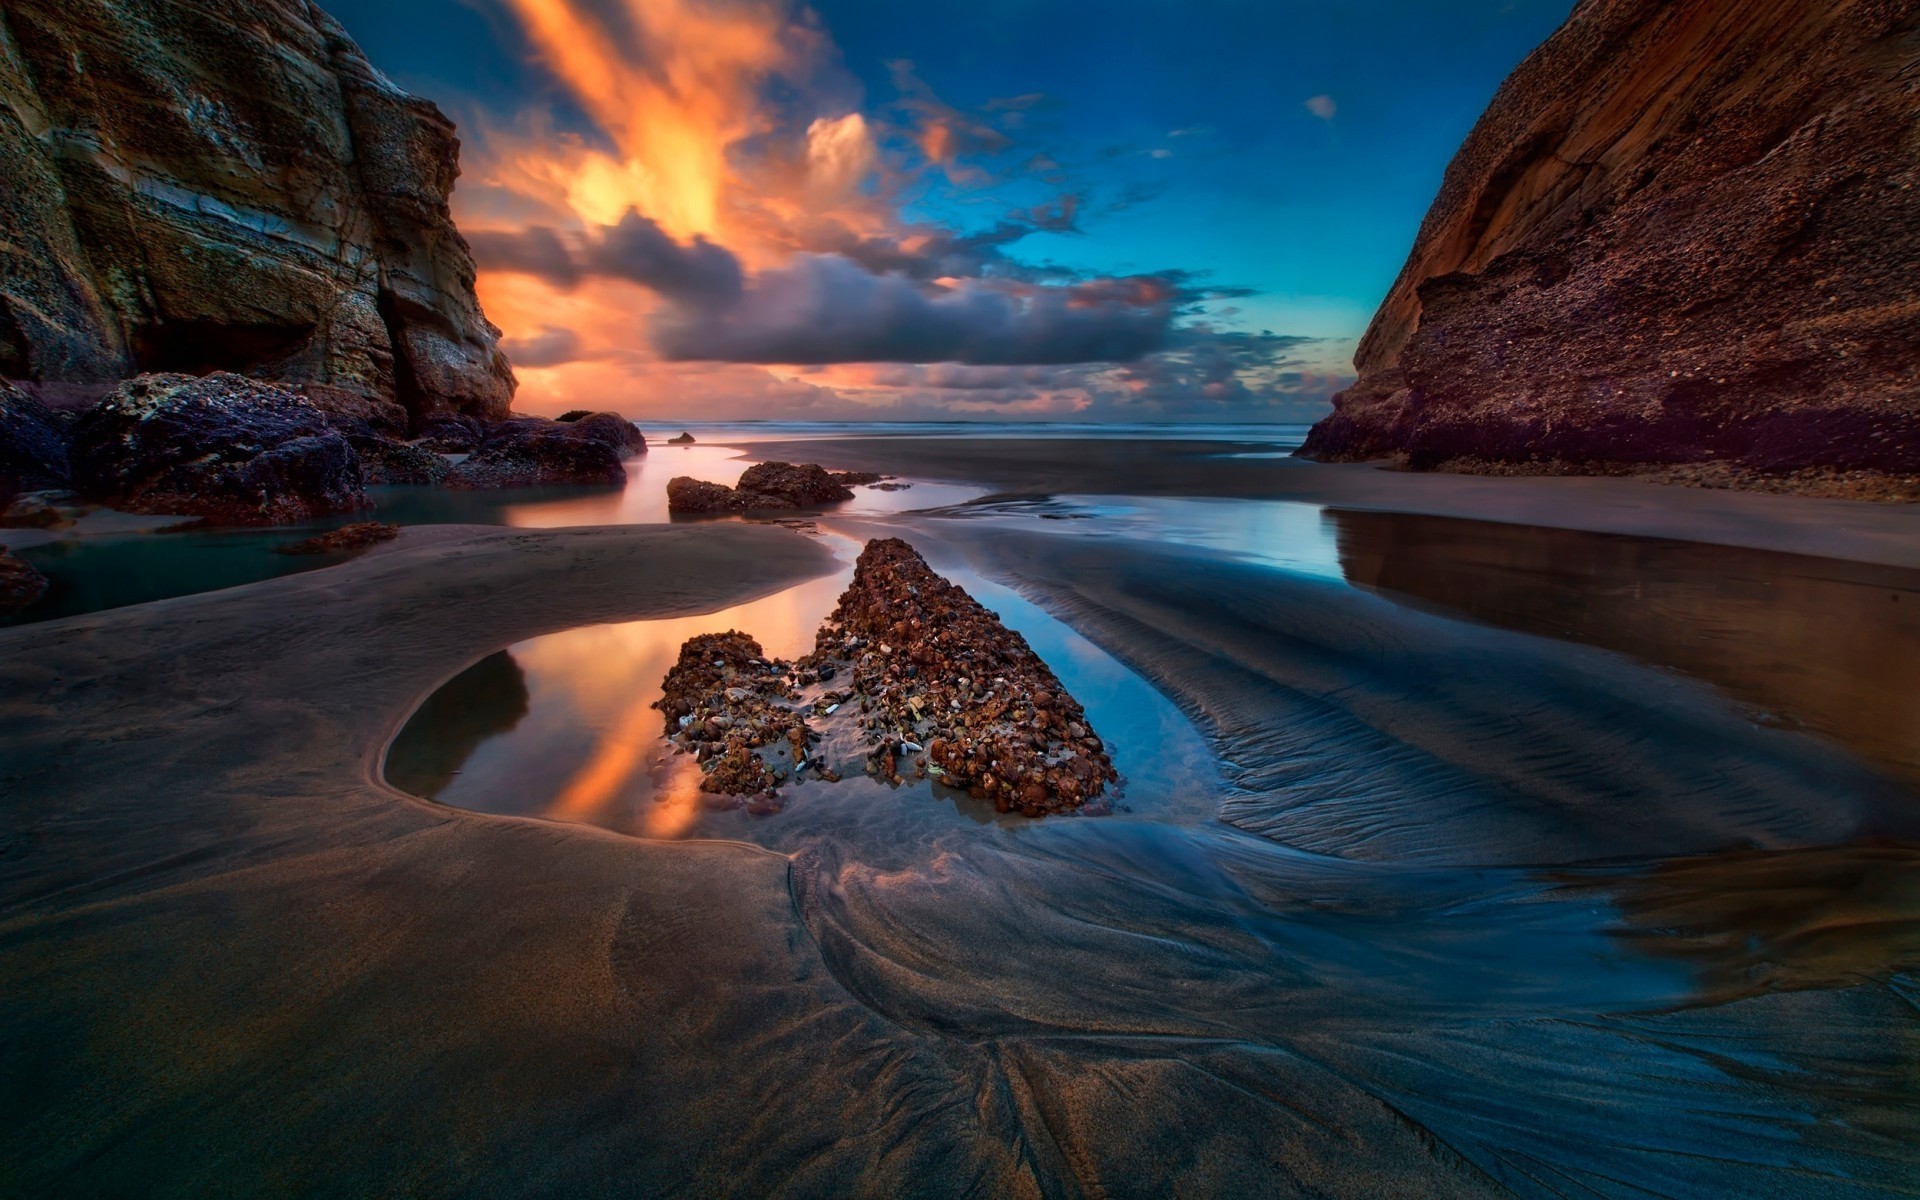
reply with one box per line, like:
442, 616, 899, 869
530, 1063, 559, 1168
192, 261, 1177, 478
0, 0, 514, 422
1299, 0, 1920, 491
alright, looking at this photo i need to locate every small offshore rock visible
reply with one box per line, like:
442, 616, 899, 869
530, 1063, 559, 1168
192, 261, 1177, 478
0, 546, 49, 614
275, 522, 400, 555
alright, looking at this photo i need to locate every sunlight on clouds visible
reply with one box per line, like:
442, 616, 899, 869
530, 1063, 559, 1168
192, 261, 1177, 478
498, 0, 795, 242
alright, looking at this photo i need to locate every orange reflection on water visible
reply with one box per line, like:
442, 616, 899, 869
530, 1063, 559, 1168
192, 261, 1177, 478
644, 757, 707, 839
548, 694, 661, 822
444, 543, 859, 836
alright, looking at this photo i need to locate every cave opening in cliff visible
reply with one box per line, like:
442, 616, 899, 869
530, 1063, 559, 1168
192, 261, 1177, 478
131, 318, 318, 379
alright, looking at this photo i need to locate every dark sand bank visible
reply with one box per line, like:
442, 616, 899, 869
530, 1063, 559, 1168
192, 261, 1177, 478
746, 436, 1920, 569
4, 508, 1918, 1195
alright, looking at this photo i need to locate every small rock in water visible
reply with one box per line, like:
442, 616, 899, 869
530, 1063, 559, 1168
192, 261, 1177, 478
275, 521, 400, 555
648, 538, 1116, 818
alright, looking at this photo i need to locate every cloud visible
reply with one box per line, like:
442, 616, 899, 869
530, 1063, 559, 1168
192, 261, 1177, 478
1304, 94, 1338, 121
501, 324, 588, 367
652, 253, 1174, 365
469, 210, 743, 305
475, 206, 1181, 368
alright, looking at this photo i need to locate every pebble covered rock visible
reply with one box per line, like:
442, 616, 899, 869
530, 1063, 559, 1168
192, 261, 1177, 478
653, 538, 1116, 817
653, 631, 818, 813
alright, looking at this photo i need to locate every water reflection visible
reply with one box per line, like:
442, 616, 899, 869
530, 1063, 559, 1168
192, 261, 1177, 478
384, 651, 530, 799
1553, 842, 1920, 1008
4, 446, 979, 624
382, 537, 1214, 837
1332, 509, 1920, 788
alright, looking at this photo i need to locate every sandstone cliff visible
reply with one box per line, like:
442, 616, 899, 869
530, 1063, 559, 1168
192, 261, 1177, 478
1300, 0, 1920, 489
0, 0, 514, 427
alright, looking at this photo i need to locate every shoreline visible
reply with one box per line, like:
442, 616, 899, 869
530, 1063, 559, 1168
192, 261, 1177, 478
740, 436, 1920, 570
3, 512, 1916, 1193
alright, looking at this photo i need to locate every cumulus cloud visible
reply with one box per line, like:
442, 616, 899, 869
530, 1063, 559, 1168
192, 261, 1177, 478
475, 208, 1178, 367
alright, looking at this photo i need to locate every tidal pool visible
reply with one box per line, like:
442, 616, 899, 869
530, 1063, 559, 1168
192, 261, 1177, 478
384, 532, 1216, 839
377, 516, 1920, 1193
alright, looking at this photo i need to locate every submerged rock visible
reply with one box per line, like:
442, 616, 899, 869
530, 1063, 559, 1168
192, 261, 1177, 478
275, 521, 400, 555
1298, 0, 1920, 491
0, 380, 71, 505
0, 545, 48, 614
654, 539, 1116, 817
665, 461, 877, 512
69, 373, 366, 525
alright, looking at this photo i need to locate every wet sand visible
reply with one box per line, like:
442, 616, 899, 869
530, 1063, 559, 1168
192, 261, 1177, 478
3, 476, 1919, 1195
746, 436, 1920, 569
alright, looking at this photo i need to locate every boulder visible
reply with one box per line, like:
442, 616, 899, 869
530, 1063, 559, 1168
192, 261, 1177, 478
445, 424, 627, 489
0, 545, 50, 614
1, 379, 71, 504
666, 462, 859, 513
556, 412, 646, 458
1298, 0, 1920, 490
668, 432, 696, 445
69, 373, 366, 524
665, 477, 743, 513
0, 0, 514, 421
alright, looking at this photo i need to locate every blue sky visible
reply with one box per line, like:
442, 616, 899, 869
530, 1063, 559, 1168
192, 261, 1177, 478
324, 0, 1575, 420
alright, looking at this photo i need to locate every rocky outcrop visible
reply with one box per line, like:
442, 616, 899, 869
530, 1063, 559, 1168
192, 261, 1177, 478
668, 432, 696, 445
807, 539, 1117, 815
0, 544, 48, 613
0, 0, 514, 424
554, 412, 646, 458
437, 413, 641, 488
275, 521, 399, 555
0, 378, 69, 503
1300, 0, 1920, 489
665, 462, 874, 513
70, 373, 365, 523
443, 420, 628, 489
654, 539, 1117, 817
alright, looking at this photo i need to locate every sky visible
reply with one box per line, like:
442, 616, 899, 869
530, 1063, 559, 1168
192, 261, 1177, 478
325, 0, 1576, 422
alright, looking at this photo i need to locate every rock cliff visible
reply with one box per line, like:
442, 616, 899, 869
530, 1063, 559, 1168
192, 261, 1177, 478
1300, 0, 1920, 491
0, 0, 514, 427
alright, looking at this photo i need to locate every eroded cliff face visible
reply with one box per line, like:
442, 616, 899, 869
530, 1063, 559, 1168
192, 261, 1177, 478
1301, 0, 1920, 489
0, 0, 514, 426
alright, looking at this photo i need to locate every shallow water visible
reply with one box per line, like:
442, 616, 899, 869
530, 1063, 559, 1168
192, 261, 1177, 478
385, 531, 1215, 839
381, 508, 1920, 1193
4, 445, 981, 625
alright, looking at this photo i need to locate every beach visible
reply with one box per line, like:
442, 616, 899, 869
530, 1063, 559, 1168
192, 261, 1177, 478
3, 441, 1917, 1196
